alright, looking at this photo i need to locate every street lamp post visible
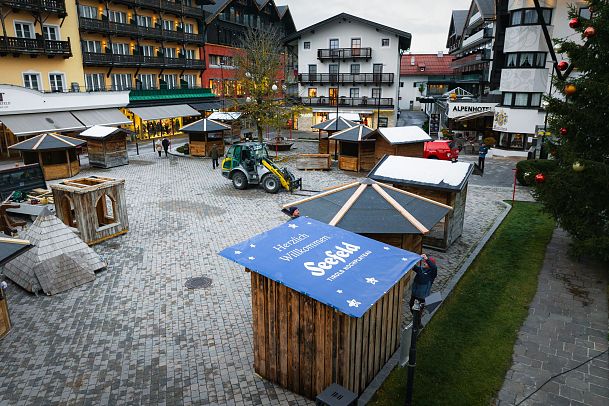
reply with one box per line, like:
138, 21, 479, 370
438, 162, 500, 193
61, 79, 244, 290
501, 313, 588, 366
405, 299, 422, 406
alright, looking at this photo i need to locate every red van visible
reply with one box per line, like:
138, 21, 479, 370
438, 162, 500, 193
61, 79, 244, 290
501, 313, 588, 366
424, 140, 460, 161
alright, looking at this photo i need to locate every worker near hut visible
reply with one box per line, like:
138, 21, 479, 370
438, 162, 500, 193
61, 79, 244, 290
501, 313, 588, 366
282, 206, 300, 220
409, 253, 438, 316
161, 138, 170, 158
211, 145, 219, 170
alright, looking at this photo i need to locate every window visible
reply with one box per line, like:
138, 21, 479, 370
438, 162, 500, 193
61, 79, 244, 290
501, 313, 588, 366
140, 45, 154, 57
502, 92, 543, 107
308, 88, 317, 97
164, 47, 177, 58
351, 38, 361, 48
350, 88, 359, 98
14, 22, 34, 39
303, 41, 310, 49
579, 7, 591, 19
350, 64, 360, 74
182, 74, 196, 88
186, 49, 196, 60
108, 11, 127, 24
506, 53, 517, 67
400, 82, 404, 88
329, 64, 339, 74
183, 23, 194, 34
329, 39, 339, 49
504, 52, 547, 68
85, 73, 105, 91
372, 88, 381, 98
510, 8, 552, 26
381, 38, 390, 47
79, 5, 97, 19
111, 73, 132, 91
160, 74, 178, 89
49, 73, 65, 92
308, 64, 317, 74
43, 25, 59, 41
136, 15, 152, 27
82, 40, 102, 53
23, 73, 41, 91
138, 74, 157, 90
96, 194, 117, 228
112, 43, 129, 55
378, 117, 388, 127
162, 20, 174, 31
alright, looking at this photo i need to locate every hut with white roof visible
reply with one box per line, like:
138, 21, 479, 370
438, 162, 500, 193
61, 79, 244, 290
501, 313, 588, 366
207, 112, 242, 140
368, 155, 474, 250
368, 126, 432, 161
79, 126, 131, 168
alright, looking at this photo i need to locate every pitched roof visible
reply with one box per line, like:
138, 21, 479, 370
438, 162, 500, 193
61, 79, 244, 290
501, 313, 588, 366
180, 118, 231, 133
400, 54, 455, 76
203, 0, 231, 24
368, 156, 474, 192
276, 5, 288, 18
329, 124, 374, 142
0, 237, 32, 267
369, 126, 432, 145
311, 117, 357, 132
3, 210, 106, 295
452, 10, 469, 37
475, 0, 496, 19
79, 125, 133, 139
283, 179, 451, 235
8, 133, 87, 151
285, 13, 411, 50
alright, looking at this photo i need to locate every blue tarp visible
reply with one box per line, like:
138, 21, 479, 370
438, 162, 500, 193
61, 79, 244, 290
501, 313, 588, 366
219, 217, 421, 318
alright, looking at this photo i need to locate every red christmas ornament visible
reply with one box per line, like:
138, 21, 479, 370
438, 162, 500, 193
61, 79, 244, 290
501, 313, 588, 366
560, 127, 568, 136
584, 26, 596, 38
557, 61, 569, 71
569, 17, 580, 29
535, 173, 546, 184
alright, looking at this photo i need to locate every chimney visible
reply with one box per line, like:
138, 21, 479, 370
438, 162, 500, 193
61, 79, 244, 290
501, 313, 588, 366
437, 51, 444, 58
410, 56, 415, 66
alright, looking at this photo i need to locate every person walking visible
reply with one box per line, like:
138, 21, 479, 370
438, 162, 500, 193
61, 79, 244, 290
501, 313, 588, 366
161, 137, 170, 158
155, 140, 162, 157
409, 254, 438, 317
211, 144, 219, 169
478, 142, 489, 172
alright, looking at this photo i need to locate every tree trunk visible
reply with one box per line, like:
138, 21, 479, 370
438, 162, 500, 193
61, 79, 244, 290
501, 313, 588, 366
257, 124, 263, 143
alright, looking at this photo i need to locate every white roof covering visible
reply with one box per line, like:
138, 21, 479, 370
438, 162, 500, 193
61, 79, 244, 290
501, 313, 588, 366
371, 156, 473, 190
329, 112, 361, 122
375, 126, 432, 144
80, 125, 121, 138
208, 111, 242, 121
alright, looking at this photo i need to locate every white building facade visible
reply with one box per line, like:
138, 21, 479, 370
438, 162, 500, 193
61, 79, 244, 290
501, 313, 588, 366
286, 14, 411, 130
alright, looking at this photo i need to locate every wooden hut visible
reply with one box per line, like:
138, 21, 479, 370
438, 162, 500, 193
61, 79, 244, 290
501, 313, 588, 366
312, 117, 357, 155
368, 126, 432, 161
79, 126, 131, 168
180, 118, 231, 157
368, 155, 474, 250
8, 133, 86, 181
283, 178, 451, 254
208, 112, 242, 141
219, 218, 422, 399
0, 237, 32, 339
51, 176, 128, 245
329, 125, 375, 172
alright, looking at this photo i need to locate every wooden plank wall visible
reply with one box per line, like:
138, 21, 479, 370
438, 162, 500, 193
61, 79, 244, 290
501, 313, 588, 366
359, 143, 377, 172
339, 155, 359, 172
295, 154, 331, 170
88, 137, 128, 168
251, 272, 408, 399
190, 140, 224, 157
0, 296, 11, 338
395, 142, 425, 158
43, 161, 80, 181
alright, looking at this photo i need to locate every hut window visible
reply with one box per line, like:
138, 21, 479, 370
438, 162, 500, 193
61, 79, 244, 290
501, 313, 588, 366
62, 196, 77, 228
340, 142, 359, 157
96, 194, 117, 227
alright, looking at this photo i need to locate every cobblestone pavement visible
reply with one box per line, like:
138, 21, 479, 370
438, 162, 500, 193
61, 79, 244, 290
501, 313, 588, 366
497, 229, 609, 406
0, 142, 532, 405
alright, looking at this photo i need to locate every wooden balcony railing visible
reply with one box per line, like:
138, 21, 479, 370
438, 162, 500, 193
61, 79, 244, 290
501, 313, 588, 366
79, 18, 204, 44
300, 97, 394, 108
82, 52, 205, 69
0, 36, 72, 57
298, 73, 394, 85
317, 47, 372, 61
110, 0, 213, 19
1, 0, 67, 16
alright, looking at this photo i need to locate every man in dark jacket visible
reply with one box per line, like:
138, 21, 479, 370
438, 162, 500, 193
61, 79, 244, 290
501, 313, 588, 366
478, 142, 489, 172
211, 145, 219, 169
161, 137, 170, 157
409, 254, 438, 313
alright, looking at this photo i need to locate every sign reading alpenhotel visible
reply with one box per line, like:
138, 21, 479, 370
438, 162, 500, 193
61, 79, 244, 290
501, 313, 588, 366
447, 102, 497, 119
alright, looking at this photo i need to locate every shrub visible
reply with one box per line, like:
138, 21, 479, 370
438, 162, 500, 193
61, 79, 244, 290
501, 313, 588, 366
516, 159, 558, 186
483, 137, 496, 147
176, 143, 189, 155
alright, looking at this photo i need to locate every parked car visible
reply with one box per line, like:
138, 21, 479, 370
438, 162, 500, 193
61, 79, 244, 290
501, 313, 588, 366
424, 140, 460, 161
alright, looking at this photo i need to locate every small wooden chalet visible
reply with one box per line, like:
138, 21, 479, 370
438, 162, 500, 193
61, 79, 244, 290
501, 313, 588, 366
312, 117, 357, 155
283, 178, 451, 253
51, 176, 128, 245
219, 218, 422, 399
79, 126, 131, 168
207, 112, 242, 140
8, 133, 86, 180
368, 126, 432, 161
180, 118, 231, 157
329, 124, 375, 172
368, 155, 474, 250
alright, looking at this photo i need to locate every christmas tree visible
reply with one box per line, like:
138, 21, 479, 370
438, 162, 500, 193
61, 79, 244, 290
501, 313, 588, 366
535, 0, 609, 261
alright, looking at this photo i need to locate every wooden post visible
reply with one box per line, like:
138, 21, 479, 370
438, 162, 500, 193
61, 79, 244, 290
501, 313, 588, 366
37, 151, 46, 179
66, 149, 72, 178
1, 125, 8, 158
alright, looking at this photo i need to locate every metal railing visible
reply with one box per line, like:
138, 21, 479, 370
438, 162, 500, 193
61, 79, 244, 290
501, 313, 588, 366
0, 36, 72, 57
79, 18, 204, 44
82, 52, 205, 69
300, 97, 394, 108
298, 72, 394, 85
1, 0, 67, 15
317, 47, 373, 60
110, 0, 211, 19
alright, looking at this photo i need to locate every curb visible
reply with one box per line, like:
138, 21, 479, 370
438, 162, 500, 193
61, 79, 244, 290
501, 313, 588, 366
357, 200, 512, 405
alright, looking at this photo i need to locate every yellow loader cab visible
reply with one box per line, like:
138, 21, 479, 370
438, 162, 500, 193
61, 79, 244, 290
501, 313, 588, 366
221, 142, 302, 193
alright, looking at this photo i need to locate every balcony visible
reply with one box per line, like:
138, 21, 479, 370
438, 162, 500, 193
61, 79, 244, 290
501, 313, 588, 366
0, 36, 72, 57
82, 52, 205, 69
298, 73, 394, 85
300, 97, 394, 108
1, 0, 67, 16
317, 47, 373, 61
111, 0, 213, 19
79, 18, 204, 44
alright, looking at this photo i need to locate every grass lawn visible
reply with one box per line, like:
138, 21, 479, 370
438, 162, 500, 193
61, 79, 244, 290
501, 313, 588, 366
369, 202, 556, 406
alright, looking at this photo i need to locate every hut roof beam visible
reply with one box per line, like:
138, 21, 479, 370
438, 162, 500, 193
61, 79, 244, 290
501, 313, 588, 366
282, 182, 360, 209
371, 183, 429, 234
377, 182, 453, 210
329, 183, 367, 226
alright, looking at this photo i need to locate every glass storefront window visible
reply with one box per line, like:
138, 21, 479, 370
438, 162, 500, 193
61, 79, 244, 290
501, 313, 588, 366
499, 133, 509, 147
510, 134, 524, 148
514, 93, 529, 106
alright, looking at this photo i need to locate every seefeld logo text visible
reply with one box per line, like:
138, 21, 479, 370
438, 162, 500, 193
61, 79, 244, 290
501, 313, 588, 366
304, 242, 360, 277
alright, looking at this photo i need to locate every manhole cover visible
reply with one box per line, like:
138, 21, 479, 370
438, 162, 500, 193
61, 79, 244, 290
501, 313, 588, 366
185, 276, 212, 290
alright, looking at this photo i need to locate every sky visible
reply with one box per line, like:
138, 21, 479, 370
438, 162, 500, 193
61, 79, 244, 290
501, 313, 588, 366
276, 0, 472, 53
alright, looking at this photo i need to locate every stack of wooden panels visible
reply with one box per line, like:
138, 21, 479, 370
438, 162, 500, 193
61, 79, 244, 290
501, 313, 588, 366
294, 154, 332, 171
